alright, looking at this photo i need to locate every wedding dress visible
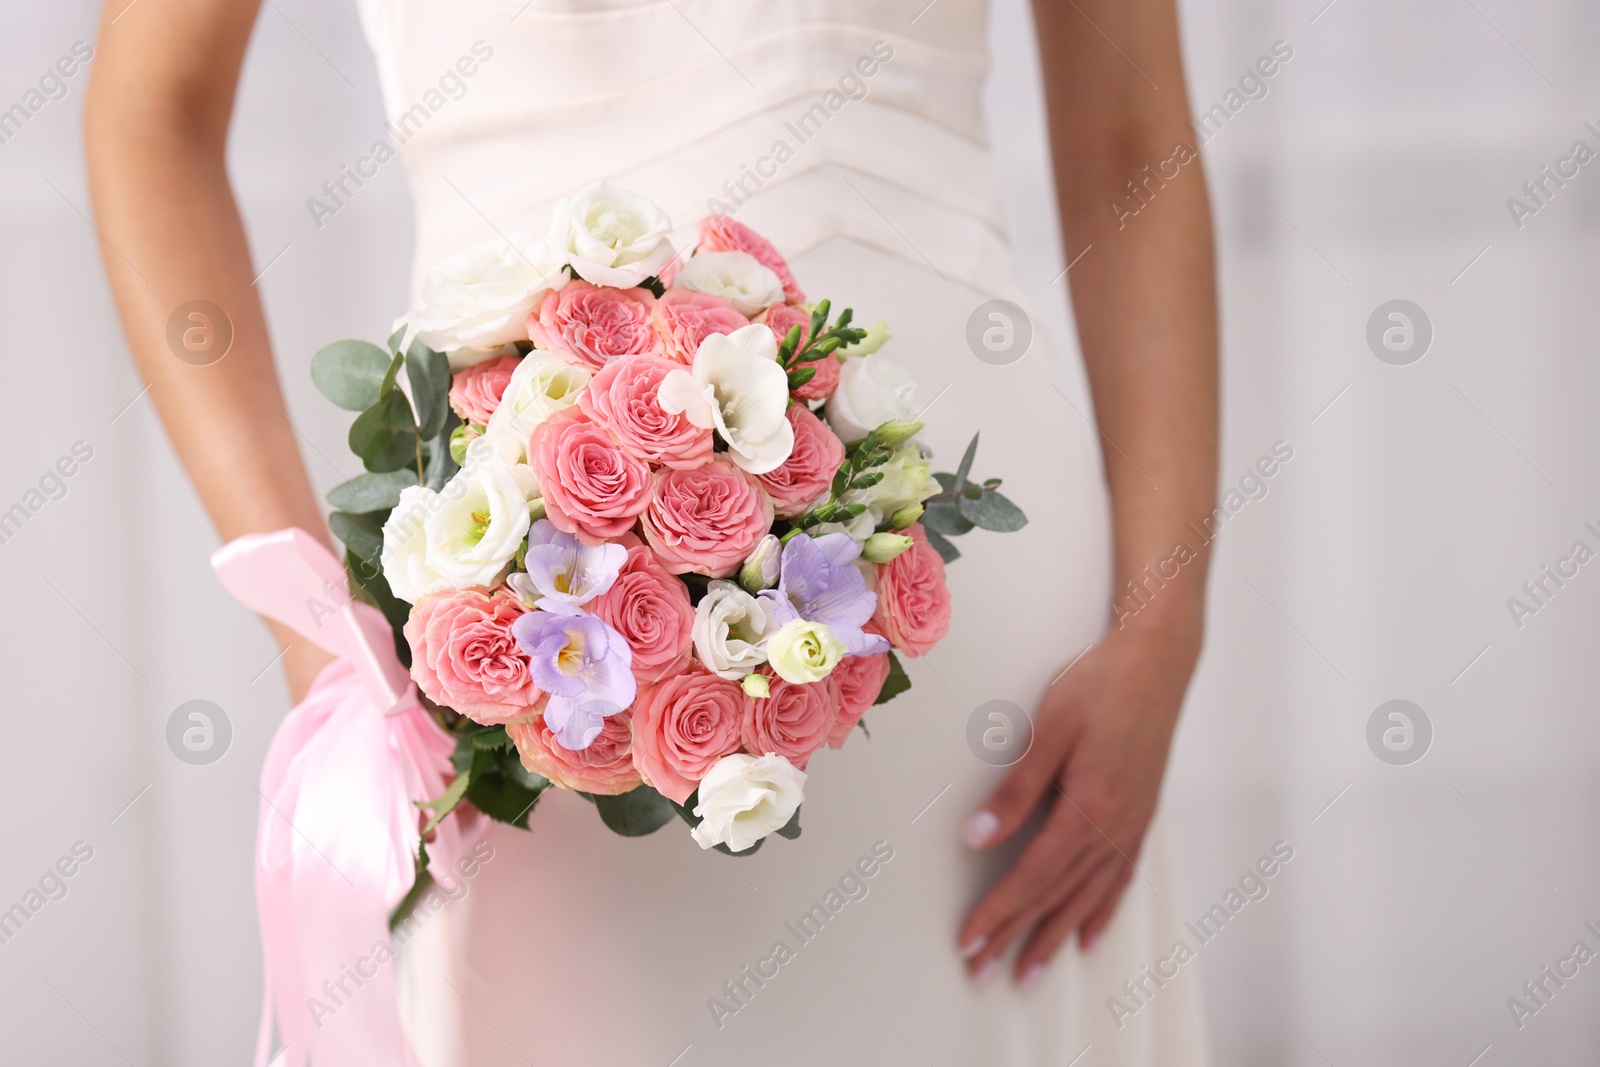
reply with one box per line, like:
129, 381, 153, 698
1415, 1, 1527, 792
356, 1, 1211, 1063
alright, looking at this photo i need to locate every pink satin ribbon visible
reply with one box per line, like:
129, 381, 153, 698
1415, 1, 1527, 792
212, 527, 478, 1067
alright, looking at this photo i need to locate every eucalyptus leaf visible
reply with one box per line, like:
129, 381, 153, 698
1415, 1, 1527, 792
921, 498, 974, 537
344, 547, 410, 649
378, 351, 405, 399
593, 785, 678, 837
921, 525, 962, 564
425, 412, 462, 491
328, 510, 384, 560
386, 322, 408, 354
349, 390, 420, 473
312, 340, 392, 411
326, 470, 417, 514
774, 806, 802, 840
405, 342, 452, 439
874, 650, 912, 705
957, 489, 1028, 532
952, 432, 980, 493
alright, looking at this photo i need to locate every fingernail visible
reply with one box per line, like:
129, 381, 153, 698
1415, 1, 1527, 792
961, 935, 988, 959
1082, 932, 1100, 955
1018, 964, 1045, 991
975, 958, 999, 985
961, 810, 999, 848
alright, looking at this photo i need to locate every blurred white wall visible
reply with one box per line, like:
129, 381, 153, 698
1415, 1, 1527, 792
2, 0, 1598, 1064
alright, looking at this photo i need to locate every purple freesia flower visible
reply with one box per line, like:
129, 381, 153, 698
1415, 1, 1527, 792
506, 519, 627, 615
511, 611, 636, 751
761, 532, 890, 656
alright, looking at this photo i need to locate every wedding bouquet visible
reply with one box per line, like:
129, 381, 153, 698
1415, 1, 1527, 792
311, 184, 1025, 858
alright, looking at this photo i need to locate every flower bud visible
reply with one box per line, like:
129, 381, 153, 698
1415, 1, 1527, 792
741, 674, 771, 699
887, 502, 924, 529
874, 420, 924, 449
862, 532, 915, 564
449, 422, 480, 466
738, 533, 783, 592
840, 321, 891, 358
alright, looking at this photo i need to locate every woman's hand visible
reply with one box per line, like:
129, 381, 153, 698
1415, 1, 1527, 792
956, 610, 1202, 987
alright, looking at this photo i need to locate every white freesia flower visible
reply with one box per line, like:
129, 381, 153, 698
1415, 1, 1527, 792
423, 456, 532, 589
765, 618, 846, 684
546, 183, 673, 288
673, 251, 785, 316
657, 324, 794, 475
380, 485, 451, 603
482, 349, 591, 465
407, 232, 567, 364
692, 580, 779, 679
825, 356, 919, 445
843, 443, 937, 522
690, 752, 807, 853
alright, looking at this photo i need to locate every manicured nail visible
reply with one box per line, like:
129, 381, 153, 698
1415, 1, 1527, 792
962, 810, 999, 848
961, 935, 988, 959
1018, 964, 1045, 991
1082, 932, 1100, 954
975, 958, 999, 985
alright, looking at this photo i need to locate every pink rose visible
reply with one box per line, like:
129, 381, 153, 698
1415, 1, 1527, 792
641, 457, 775, 577
872, 524, 951, 657
652, 288, 748, 364
530, 407, 653, 544
828, 634, 891, 749
630, 666, 745, 803
591, 537, 695, 684
761, 305, 839, 402
741, 672, 837, 770
528, 280, 661, 372
578, 354, 713, 469
448, 354, 520, 426
756, 403, 845, 519
404, 589, 542, 725
508, 708, 642, 795
698, 216, 805, 305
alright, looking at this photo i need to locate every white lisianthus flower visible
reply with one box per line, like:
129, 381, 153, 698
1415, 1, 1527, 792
546, 183, 673, 288
380, 485, 451, 603
765, 618, 846, 684
673, 251, 785, 316
657, 324, 794, 475
482, 349, 591, 465
844, 443, 937, 522
407, 232, 567, 364
825, 356, 919, 445
693, 580, 779, 679
423, 456, 532, 589
690, 752, 806, 853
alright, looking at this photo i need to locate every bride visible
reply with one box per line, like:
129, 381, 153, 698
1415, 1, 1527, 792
86, 0, 1218, 1063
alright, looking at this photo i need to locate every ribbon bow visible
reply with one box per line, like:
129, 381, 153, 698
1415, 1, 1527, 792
212, 527, 477, 1067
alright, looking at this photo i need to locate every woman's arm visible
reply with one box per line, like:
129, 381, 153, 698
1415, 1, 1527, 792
87, 0, 333, 698
959, 0, 1218, 983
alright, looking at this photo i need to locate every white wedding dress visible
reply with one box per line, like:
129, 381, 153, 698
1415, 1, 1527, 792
356, 2, 1210, 1064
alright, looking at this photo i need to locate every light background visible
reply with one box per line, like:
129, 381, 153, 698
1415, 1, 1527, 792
2, 0, 1598, 1063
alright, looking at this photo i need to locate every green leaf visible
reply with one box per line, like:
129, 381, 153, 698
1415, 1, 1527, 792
425, 412, 462, 491
921, 498, 974, 537
344, 548, 410, 652
312, 340, 393, 411
326, 469, 417, 514
874, 650, 912, 705
774, 806, 802, 840
465, 769, 545, 828
405, 342, 452, 439
921, 525, 962, 564
467, 726, 513, 752
593, 785, 678, 837
328, 510, 384, 560
933, 472, 957, 494
952, 432, 980, 494
387, 323, 408, 354
417, 770, 472, 839
349, 390, 420, 473
957, 489, 1028, 532
378, 351, 405, 399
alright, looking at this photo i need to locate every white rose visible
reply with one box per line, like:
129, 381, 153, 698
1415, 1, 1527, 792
765, 618, 846, 684
380, 485, 450, 603
482, 349, 591, 465
690, 753, 806, 853
407, 232, 567, 363
692, 580, 779, 679
546, 183, 673, 288
423, 456, 532, 589
843, 443, 936, 522
657, 324, 794, 475
673, 251, 785, 316
825, 356, 919, 445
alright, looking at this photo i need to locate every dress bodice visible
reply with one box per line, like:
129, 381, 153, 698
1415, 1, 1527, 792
355, 0, 1017, 297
